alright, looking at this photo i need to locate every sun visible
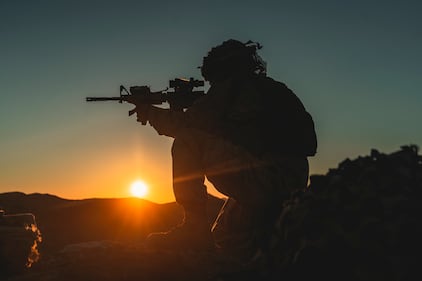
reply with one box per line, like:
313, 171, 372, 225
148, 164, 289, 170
130, 180, 149, 198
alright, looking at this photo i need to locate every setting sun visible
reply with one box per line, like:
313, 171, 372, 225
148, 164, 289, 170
130, 180, 149, 198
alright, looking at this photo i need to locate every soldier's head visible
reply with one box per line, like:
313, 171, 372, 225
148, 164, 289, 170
200, 39, 266, 83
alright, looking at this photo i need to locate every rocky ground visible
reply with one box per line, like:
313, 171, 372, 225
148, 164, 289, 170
4, 241, 252, 281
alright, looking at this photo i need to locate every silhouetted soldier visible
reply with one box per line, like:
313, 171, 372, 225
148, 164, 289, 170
129, 39, 317, 257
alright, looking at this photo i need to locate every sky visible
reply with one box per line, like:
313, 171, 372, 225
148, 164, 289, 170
1, 0, 421, 203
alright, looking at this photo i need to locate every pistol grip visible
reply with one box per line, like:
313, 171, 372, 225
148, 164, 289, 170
128, 108, 136, 116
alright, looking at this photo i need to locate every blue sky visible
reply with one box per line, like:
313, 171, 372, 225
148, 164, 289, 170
1, 0, 421, 202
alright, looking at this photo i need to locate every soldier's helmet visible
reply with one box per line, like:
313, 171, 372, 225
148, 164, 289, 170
200, 39, 267, 82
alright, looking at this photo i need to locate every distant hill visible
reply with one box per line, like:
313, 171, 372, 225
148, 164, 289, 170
0, 192, 225, 255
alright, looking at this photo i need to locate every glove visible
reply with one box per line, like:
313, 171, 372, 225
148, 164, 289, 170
128, 104, 151, 125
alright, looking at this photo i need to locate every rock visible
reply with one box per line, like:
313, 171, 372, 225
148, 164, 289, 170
270, 145, 422, 281
0, 210, 42, 277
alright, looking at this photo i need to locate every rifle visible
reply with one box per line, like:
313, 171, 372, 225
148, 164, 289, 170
86, 77, 205, 122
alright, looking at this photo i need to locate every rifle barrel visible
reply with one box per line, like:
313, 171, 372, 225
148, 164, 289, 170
86, 97, 123, 102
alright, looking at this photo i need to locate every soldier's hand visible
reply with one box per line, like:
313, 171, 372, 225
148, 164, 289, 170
128, 104, 151, 125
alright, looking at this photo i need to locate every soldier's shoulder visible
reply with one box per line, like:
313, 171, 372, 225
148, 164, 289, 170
256, 76, 293, 95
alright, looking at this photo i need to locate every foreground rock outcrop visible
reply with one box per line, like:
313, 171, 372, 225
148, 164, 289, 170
270, 145, 422, 281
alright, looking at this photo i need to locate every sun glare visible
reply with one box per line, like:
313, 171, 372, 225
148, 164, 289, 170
130, 180, 149, 198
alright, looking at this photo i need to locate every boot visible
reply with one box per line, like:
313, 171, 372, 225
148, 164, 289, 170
143, 209, 215, 252
211, 198, 263, 263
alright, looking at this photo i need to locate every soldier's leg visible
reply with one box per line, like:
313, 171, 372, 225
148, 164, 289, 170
207, 152, 309, 228
171, 137, 208, 224
203, 140, 308, 213
202, 138, 309, 259
144, 135, 214, 251
171, 129, 309, 224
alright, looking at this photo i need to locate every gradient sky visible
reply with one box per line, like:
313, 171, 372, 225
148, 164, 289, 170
1, 1, 421, 203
